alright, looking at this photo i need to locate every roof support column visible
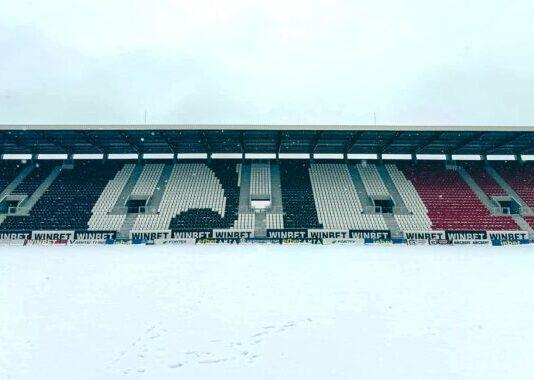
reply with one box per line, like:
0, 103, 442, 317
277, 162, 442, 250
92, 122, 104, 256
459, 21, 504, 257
377, 152, 383, 164
445, 153, 453, 169
66, 153, 74, 165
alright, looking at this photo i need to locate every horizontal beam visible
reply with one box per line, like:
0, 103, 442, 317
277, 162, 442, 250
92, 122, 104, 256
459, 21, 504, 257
0, 124, 533, 132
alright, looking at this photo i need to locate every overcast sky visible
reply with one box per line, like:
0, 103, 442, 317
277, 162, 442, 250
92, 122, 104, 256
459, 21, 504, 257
0, 0, 533, 125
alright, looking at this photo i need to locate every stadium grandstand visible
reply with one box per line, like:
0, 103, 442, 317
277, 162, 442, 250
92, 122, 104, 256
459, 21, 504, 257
0, 124, 533, 244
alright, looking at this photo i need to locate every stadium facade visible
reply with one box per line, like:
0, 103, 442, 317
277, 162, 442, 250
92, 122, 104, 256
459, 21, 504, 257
0, 124, 533, 245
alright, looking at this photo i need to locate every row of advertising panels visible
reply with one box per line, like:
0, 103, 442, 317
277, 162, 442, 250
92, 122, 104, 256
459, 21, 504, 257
0, 229, 531, 246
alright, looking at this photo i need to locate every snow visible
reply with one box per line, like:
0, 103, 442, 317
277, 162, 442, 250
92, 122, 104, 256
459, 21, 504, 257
1, 244, 534, 380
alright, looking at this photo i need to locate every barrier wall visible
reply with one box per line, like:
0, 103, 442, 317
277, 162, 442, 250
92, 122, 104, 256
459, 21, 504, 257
0, 228, 531, 246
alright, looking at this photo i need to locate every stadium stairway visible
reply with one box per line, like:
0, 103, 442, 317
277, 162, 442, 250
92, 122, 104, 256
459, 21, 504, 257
111, 163, 143, 213
270, 162, 283, 211
376, 164, 409, 213
254, 212, 267, 237
382, 213, 402, 238
16, 164, 63, 215
485, 164, 534, 215
347, 165, 374, 212
266, 161, 285, 229
511, 214, 534, 236
250, 162, 271, 201
456, 166, 500, 214
145, 163, 174, 213
237, 162, 253, 214
118, 214, 138, 239
0, 163, 34, 202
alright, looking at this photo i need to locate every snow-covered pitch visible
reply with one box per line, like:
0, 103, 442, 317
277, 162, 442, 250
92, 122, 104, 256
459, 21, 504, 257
1, 244, 534, 380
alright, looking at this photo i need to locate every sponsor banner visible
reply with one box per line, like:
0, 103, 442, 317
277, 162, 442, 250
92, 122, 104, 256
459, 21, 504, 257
487, 231, 529, 242
281, 238, 323, 245
407, 239, 430, 246
266, 229, 308, 239
349, 230, 391, 240
406, 238, 450, 246
452, 240, 490, 245
323, 238, 365, 245
445, 230, 488, 242
404, 230, 446, 241
491, 240, 527, 246
67, 239, 108, 245
0, 230, 31, 241
74, 230, 117, 241
445, 230, 490, 245
171, 229, 213, 239
212, 229, 254, 239
130, 230, 172, 241
154, 239, 196, 245
25, 239, 68, 245
242, 238, 281, 244
110, 239, 132, 245
0, 239, 26, 246
364, 238, 393, 245
308, 229, 350, 239
196, 238, 241, 244
31, 230, 74, 241
404, 230, 450, 245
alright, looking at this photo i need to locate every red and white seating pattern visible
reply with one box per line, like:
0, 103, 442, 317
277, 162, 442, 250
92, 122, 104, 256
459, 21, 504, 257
385, 164, 432, 231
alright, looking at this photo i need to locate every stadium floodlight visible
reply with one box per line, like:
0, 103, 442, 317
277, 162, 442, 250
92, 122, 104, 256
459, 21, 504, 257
211, 153, 243, 159
177, 153, 208, 159
108, 153, 139, 160
245, 153, 276, 159
416, 154, 447, 160
2, 154, 32, 160
278, 153, 310, 159
72, 154, 104, 160
313, 153, 344, 160
486, 155, 516, 161
347, 153, 378, 160
382, 154, 412, 160
452, 154, 481, 161
143, 153, 174, 159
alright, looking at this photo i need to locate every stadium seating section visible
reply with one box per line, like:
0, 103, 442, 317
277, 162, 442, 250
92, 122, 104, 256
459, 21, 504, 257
398, 162, 518, 230
0, 159, 532, 235
492, 162, 534, 208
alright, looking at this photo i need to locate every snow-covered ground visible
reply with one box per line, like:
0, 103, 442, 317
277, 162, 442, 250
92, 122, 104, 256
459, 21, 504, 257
1, 244, 534, 380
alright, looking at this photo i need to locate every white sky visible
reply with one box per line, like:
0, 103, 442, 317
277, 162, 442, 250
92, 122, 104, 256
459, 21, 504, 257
0, 0, 533, 125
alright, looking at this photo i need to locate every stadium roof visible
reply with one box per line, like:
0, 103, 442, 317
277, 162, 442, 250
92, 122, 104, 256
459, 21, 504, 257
0, 125, 533, 156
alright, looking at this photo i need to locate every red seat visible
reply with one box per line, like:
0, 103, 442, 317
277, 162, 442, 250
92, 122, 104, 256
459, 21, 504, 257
398, 162, 519, 231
